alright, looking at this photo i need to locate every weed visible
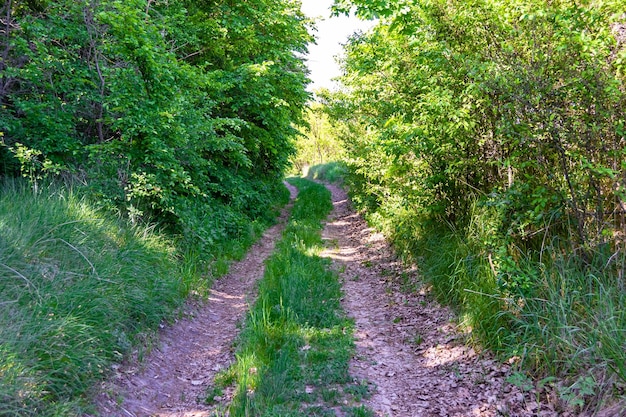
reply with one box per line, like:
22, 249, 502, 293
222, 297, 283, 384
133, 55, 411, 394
400, 272, 419, 292
345, 380, 372, 401
321, 388, 341, 404
506, 372, 534, 392
344, 405, 376, 417
409, 334, 424, 346
214, 366, 237, 388
205, 385, 224, 405
559, 376, 598, 408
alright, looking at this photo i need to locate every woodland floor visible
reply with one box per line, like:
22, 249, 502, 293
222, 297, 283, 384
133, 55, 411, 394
90, 181, 568, 417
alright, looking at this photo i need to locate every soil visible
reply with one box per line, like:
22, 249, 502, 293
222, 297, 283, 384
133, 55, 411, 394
319, 183, 558, 417
90, 183, 298, 417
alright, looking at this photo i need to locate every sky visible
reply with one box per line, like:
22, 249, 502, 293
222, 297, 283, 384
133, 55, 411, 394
300, 0, 375, 91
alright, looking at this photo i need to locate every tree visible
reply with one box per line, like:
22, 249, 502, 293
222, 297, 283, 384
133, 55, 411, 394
292, 101, 344, 173
328, 0, 626, 253
0, 0, 313, 247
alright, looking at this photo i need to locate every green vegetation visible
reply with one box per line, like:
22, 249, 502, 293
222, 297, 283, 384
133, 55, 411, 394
216, 178, 372, 416
0, 0, 310, 252
306, 162, 348, 184
0, 181, 181, 416
325, 0, 626, 410
0, 0, 310, 413
3, 0, 626, 413
0, 179, 288, 416
291, 102, 345, 176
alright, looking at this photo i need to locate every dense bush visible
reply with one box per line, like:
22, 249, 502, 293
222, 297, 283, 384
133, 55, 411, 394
0, 0, 311, 248
329, 0, 626, 252
327, 0, 626, 409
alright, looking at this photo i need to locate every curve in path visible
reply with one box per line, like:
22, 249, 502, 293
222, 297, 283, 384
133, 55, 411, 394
320, 183, 542, 417
91, 182, 298, 417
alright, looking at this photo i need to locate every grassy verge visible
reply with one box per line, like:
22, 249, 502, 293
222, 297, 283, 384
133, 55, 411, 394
211, 178, 373, 417
0, 179, 288, 416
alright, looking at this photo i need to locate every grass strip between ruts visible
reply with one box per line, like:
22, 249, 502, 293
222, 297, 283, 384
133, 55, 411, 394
209, 178, 374, 417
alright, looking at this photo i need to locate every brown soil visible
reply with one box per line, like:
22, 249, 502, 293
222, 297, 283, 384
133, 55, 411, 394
90, 183, 298, 417
320, 182, 560, 417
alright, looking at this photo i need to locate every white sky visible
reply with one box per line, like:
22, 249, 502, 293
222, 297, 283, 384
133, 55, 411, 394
300, 0, 375, 91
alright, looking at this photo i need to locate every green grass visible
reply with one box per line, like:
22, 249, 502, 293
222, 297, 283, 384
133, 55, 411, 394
219, 178, 373, 416
0, 178, 289, 416
507, 252, 626, 409
305, 162, 348, 184
0, 181, 184, 415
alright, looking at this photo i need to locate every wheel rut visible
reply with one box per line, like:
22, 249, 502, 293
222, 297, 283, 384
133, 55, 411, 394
92, 180, 552, 417
91, 183, 298, 417
320, 183, 541, 417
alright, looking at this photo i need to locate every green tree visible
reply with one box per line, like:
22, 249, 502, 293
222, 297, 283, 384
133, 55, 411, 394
0, 0, 313, 249
329, 0, 626, 252
292, 101, 344, 174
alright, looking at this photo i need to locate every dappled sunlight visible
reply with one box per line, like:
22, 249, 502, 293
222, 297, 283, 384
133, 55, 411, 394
327, 219, 352, 227
208, 290, 245, 302
207, 290, 251, 312
90, 187, 296, 416
321, 245, 360, 262
366, 231, 386, 243
422, 344, 477, 368
320, 183, 532, 416
153, 410, 213, 417
186, 346, 223, 359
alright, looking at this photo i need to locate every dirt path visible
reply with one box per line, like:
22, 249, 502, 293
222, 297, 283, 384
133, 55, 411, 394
320, 183, 549, 417
91, 183, 298, 417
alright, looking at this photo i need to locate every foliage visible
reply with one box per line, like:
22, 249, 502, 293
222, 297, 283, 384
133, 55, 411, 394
328, 0, 626, 249
0, 0, 311, 250
0, 1, 313, 413
327, 0, 626, 409
306, 162, 348, 184
291, 101, 345, 175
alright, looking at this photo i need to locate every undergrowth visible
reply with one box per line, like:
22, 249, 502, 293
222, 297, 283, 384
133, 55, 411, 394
0, 178, 288, 416
214, 177, 373, 416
